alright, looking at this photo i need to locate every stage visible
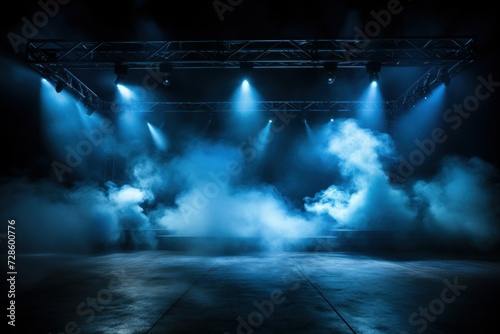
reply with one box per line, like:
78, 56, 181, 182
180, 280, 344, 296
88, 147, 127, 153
10, 249, 500, 333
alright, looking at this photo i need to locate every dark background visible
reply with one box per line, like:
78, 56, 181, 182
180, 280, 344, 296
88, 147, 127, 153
1, 0, 499, 180
0, 1, 499, 248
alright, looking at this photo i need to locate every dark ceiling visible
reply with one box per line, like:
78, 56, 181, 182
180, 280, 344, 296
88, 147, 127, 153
2, 1, 498, 98
1, 0, 500, 178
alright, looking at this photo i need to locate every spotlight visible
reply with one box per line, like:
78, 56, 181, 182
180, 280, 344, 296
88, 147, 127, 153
161, 73, 171, 86
240, 62, 253, 82
439, 68, 451, 86
269, 119, 272, 123
159, 63, 173, 86
330, 118, 334, 122
55, 80, 65, 93
366, 62, 381, 84
369, 72, 379, 84
323, 62, 337, 85
114, 64, 129, 85
82, 99, 95, 116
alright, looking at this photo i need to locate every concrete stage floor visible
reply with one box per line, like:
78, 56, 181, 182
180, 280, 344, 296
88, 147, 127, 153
8, 249, 500, 334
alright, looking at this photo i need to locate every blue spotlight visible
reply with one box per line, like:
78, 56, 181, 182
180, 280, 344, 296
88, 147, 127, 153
161, 74, 171, 86
40, 78, 71, 104
269, 119, 272, 123
393, 83, 446, 153
356, 76, 385, 132
330, 118, 334, 122
366, 62, 381, 85
116, 84, 134, 100
40, 77, 94, 167
304, 118, 314, 140
55, 80, 65, 93
147, 122, 168, 151
252, 120, 274, 158
159, 62, 173, 86
324, 62, 338, 85
114, 64, 129, 85
439, 68, 451, 86
232, 78, 260, 114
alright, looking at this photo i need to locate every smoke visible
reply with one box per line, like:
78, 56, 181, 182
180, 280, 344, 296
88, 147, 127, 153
303, 119, 500, 250
304, 119, 417, 230
131, 139, 319, 251
154, 185, 317, 250
128, 140, 244, 201
0, 178, 157, 254
2, 116, 499, 254
413, 156, 500, 249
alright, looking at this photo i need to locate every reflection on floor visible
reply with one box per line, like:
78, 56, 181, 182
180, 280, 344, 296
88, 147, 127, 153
9, 244, 500, 334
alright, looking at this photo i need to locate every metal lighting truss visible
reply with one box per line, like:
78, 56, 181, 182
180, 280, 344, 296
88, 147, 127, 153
112, 100, 393, 113
25, 38, 476, 116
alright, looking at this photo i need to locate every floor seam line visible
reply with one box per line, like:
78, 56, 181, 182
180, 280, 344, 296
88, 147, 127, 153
144, 260, 217, 334
290, 263, 357, 334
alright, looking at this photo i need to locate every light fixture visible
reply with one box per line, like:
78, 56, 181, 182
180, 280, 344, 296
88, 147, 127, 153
82, 99, 95, 116
55, 80, 65, 93
240, 62, 254, 83
439, 68, 451, 86
324, 62, 337, 85
161, 73, 171, 86
159, 63, 173, 86
366, 62, 381, 84
369, 72, 379, 84
114, 64, 129, 85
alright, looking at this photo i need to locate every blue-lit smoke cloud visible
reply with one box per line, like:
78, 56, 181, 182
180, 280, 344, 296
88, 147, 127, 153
131, 118, 499, 251
305, 119, 417, 229
129, 140, 318, 251
0, 179, 156, 253
414, 156, 500, 249
2, 114, 499, 253
304, 119, 500, 249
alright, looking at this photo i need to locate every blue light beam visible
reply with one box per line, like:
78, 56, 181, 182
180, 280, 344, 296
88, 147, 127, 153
147, 122, 168, 151
356, 81, 386, 132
